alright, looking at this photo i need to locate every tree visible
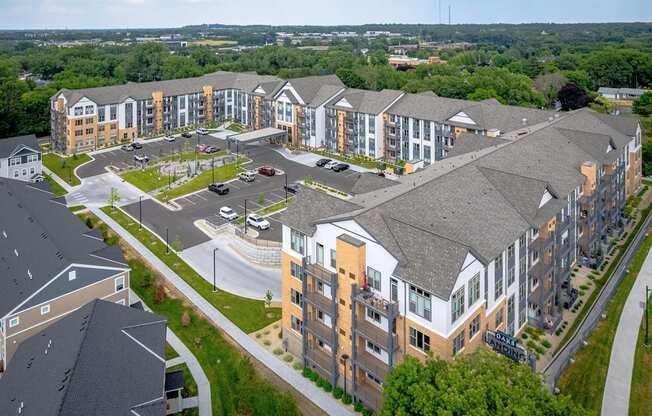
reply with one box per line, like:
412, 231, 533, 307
265, 290, 273, 308
107, 187, 120, 208
381, 350, 586, 416
534, 73, 568, 108
558, 83, 593, 111
633, 92, 652, 117
590, 96, 616, 114
123, 43, 167, 82
181, 311, 191, 327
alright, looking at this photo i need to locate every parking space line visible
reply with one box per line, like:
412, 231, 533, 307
270, 192, 286, 200
180, 197, 196, 206
194, 193, 207, 201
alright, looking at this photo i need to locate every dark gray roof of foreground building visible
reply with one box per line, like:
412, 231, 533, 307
0, 178, 128, 317
0, 299, 167, 416
445, 133, 509, 158
0, 134, 39, 158
285, 74, 345, 107
326, 89, 404, 114
591, 111, 640, 138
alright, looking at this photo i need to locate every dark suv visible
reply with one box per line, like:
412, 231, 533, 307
332, 163, 350, 172
315, 158, 331, 167
208, 183, 229, 195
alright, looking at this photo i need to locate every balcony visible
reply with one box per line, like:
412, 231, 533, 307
355, 381, 384, 411
355, 288, 398, 317
303, 259, 337, 286
356, 318, 398, 351
356, 350, 390, 380
304, 286, 335, 315
305, 347, 335, 377
305, 317, 335, 345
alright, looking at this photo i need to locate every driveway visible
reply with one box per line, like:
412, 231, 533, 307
66, 172, 144, 208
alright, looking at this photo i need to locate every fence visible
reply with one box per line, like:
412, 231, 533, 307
204, 219, 281, 266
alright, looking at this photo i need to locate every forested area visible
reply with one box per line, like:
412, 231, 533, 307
1, 23, 652, 140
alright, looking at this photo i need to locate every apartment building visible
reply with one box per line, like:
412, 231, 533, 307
324, 89, 405, 158
0, 134, 42, 182
0, 177, 130, 371
50, 71, 280, 154
0, 299, 183, 416
278, 109, 634, 410
272, 74, 345, 147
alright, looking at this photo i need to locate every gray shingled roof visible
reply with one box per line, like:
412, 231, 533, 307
0, 135, 39, 158
350, 173, 400, 195
590, 111, 640, 138
326, 89, 404, 115
445, 133, 509, 158
285, 74, 344, 107
0, 299, 167, 416
0, 178, 128, 317
55, 71, 280, 108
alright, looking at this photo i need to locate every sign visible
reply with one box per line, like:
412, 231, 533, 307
485, 329, 536, 371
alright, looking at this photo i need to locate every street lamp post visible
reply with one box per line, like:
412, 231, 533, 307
341, 353, 350, 397
212, 247, 219, 292
244, 199, 248, 234
285, 174, 288, 204
646, 285, 652, 347
138, 196, 143, 230
166, 228, 169, 254
212, 157, 215, 184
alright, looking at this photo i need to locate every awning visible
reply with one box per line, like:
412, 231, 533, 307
227, 127, 288, 144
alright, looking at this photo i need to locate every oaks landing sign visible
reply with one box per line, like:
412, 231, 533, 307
485, 329, 536, 371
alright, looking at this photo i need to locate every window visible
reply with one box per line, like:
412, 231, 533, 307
75, 130, 83, 137
495, 308, 504, 328
9, 157, 20, 166
366, 340, 381, 355
469, 315, 480, 338
110, 105, 117, 120
330, 249, 336, 268
98, 107, 105, 122
507, 244, 515, 260
409, 285, 432, 321
74, 106, 83, 116
453, 330, 465, 355
75, 119, 83, 126
85, 105, 94, 115
367, 267, 381, 291
290, 262, 302, 280
291, 315, 303, 334
368, 115, 375, 134
390, 278, 398, 302
290, 229, 305, 255
495, 257, 504, 299
468, 273, 480, 305
316, 243, 324, 266
85, 128, 94, 135
115, 276, 125, 291
507, 265, 515, 286
179, 96, 186, 110
41, 304, 51, 315
366, 308, 381, 324
85, 117, 93, 125
451, 286, 465, 323
409, 327, 430, 352
9, 317, 19, 328
290, 288, 303, 307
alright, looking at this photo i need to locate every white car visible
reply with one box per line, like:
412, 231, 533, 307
134, 154, 149, 163
197, 128, 209, 135
163, 135, 175, 142
324, 160, 339, 170
247, 214, 270, 230
219, 206, 239, 221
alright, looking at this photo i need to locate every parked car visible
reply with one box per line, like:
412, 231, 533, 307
134, 154, 149, 163
219, 206, 238, 221
332, 163, 350, 172
324, 160, 339, 170
208, 183, 229, 195
197, 127, 209, 135
196, 143, 208, 152
181, 132, 192, 138
132, 142, 143, 149
315, 158, 331, 167
163, 135, 175, 142
257, 166, 276, 176
247, 214, 270, 230
204, 146, 220, 154
121, 144, 134, 151
239, 171, 256, 182
284, 182, 300, 194
377, 172, 386, 177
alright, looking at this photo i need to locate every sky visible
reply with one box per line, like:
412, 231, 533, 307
0, 0, 650, 30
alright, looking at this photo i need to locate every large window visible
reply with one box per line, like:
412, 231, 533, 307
368, 115, 375, 134
290, 229, 305, 255
290, 262, 302, 280
367, 267, 381, 291
409, 285, 432, 321
390, 278, 398, 302
290, 288, 303, 307
291, 315, 303, 334
109, 105, 117, 120
85, 105, 94, 115
468, 273, 480, 305
73, 106, 83, 116
367, 308, 381, 324
453, 330, 465, 355
409, 327, 430, 352
316, 243, 324, 266
469, 315, 480, 338
451, 286, 465, 323
507, 265, 515, 286
115, 276, 125, 291
98, 107, 105, 122
330, 249, 336, 268
495, 255, 504, 299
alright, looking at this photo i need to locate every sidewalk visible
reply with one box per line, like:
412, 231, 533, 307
131, 290, 212, 416
96, 208, 353, 416
602, 244, 652, 415
273, 147, 375, 173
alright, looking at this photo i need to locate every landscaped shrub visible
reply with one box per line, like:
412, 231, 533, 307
316, 377, 325, 388
362, 409, 374, 416
354, 402, 364, 412
521, 333, 528, 339
302, 368, 313, 378
293, 361, 302, 370
263, 340, 272, 346
333, 387, 344, 399
310, 372, 319, 383
273, 347, 283, 356
579, 285, 589, 290
283, 354, 293, 363
323, 382, 332, 392
542, 339, 552, 348
555, 329, 562, 336
342, 393, 353, 405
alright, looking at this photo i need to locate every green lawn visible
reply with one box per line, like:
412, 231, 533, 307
42, 153, 91, 186
156, 160, 245, 202
630, 294, 652, 416
159, 150, 226, 163
558, 226, 652, 413
168, 363, 198, 398
100, 206, 280, 333
165, 342, 179, 360
122, 166, 179, 193
44, 173, 67, 197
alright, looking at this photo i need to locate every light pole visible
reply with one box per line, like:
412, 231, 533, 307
138, 196, 143, 230
212, 247, 219, 292
211, 157, 215, 184
166, 228, 169, 254
646, 285, 652, 347
285, 173, 288, 204
341, 353, 349, 397
244, 199, 248, 234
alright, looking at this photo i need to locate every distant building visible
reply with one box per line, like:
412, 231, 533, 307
388, 55, 447, 70
598, 87, 649, 102
0, 134, 42, 182
0, 299, 185, 415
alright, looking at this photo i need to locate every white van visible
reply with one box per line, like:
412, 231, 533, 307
239, 171, 256, 182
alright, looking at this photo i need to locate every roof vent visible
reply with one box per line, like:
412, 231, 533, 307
2, 230, 6, 238
56, 251, 64, 260
27, 269, 32, 279
522, 118, 528, 126
68, 270, 76, 281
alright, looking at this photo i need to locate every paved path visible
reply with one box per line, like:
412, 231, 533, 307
182, 397, 200, 409
166, 356, 185, 368
97, 208, 353, 416
131, 290, 212, 416
602, 244, 652, 415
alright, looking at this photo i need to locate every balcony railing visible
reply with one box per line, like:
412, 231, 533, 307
356, 318, 398, 351
355, 288, 398, 317
303, 258, 337, 286
356, 350, 390, 380
355, 381, 384, 411
305, 317, 335, 345
305, 347, 334, 376
304, 286, 335, 315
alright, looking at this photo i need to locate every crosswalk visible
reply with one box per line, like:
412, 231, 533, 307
66, 191, 89, 205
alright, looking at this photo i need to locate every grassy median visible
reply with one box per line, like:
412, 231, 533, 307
43, 153, 91, 186
630, 294, 652, 416
156, 159, 245, 202
100, 205, 280, 333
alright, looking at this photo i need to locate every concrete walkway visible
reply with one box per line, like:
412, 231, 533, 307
96, 208, 353, 416
602, 244, 652, 415
131, 290, 212, 416
273, 147, 375, 173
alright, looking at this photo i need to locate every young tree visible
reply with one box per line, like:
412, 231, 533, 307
633, 91, 652, 117
264, 290, 273, 308
558, 83, 592, 111
381, 350, 585, 416
181, 311, 191, 327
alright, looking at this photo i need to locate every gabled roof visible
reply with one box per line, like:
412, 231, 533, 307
445, 133, 509, 158
0, 299, 167, 416
588, 110, 640, 139
0, 178, 128, 317
326, 89, 404, 115
285, 74, 345, 107
0, 135, 39, 158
